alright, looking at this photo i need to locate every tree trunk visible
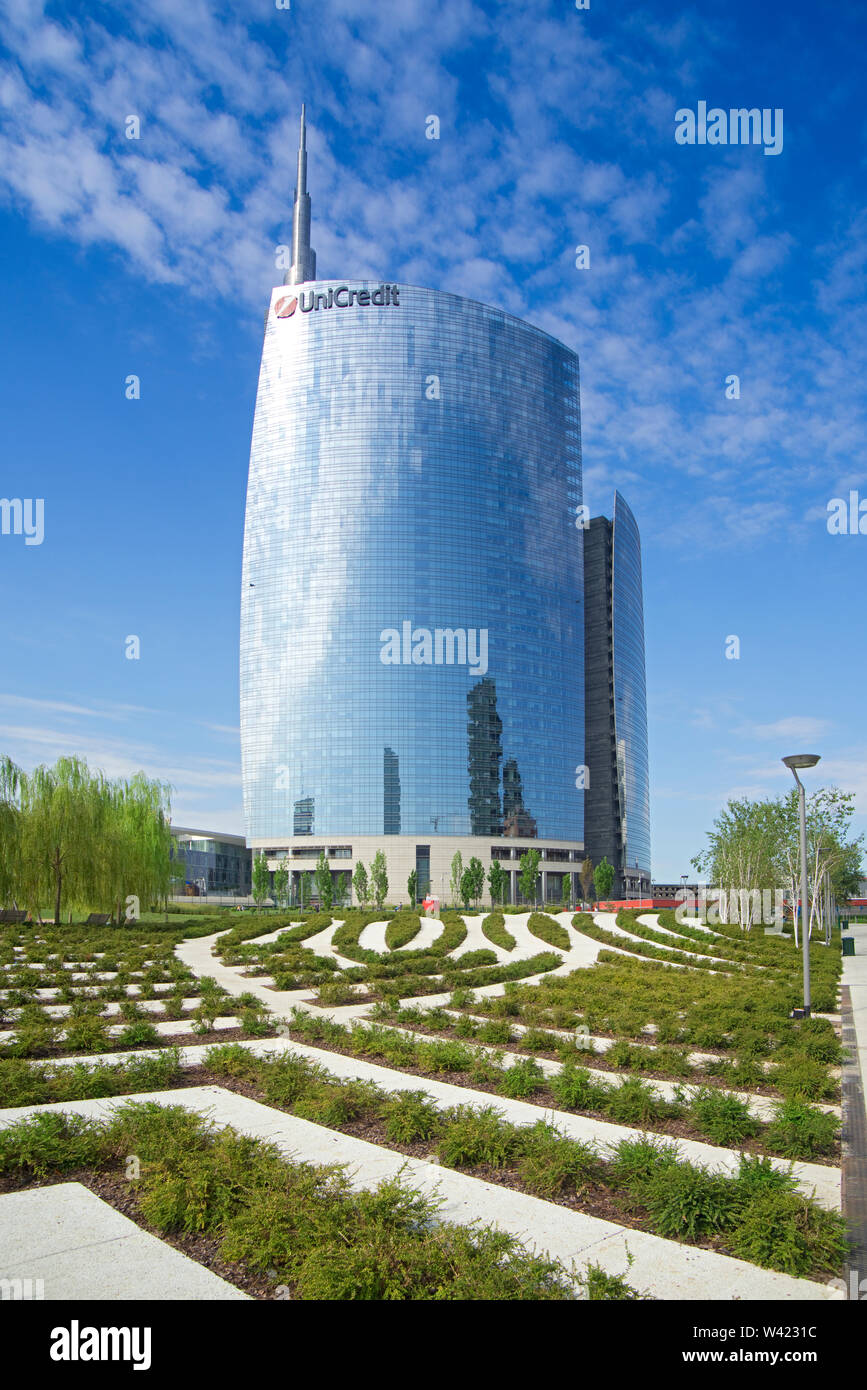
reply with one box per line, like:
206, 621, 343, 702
54, 856, 62, 928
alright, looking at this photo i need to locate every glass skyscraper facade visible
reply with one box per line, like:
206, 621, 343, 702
611, 492, 651, 885
583, 492, 651, 897
239, 111, 648, 904
240, 281, 584, 843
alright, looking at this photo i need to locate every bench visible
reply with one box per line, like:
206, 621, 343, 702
83, 913, 112, 927
0, 909, 27, 924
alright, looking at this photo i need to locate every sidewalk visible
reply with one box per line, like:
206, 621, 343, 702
841, 920, 867, 1291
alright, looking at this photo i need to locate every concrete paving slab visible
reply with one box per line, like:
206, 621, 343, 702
0, 1182, 249, 1300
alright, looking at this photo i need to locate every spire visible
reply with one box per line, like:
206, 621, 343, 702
285, 104, 317, 285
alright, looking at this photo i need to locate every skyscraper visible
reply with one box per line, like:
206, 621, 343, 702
240, 111, 648, 905
583, 492, 651, 898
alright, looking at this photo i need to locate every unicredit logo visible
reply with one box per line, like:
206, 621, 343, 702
276, 284, 401, 319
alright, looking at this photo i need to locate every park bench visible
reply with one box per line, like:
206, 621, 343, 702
0, 909, 27, 924
83, 913, 112, 927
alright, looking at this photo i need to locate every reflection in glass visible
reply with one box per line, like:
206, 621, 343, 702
383, 746, 401, 834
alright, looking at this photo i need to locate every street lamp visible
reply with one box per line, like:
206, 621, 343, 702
782, 754, 821, 1017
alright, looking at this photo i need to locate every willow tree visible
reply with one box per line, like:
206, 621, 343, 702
0, 756, 23, 907
1, 755, 173, 924
16, 757, 100, 924
95, 773, 173, 922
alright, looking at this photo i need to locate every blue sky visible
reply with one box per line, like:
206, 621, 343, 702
0, 0, 865, 880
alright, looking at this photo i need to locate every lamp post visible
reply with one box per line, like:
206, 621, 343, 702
782, 754, 820, 1017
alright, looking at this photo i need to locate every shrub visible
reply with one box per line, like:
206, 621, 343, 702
550, 1065, 609, 1113
415, 1039, 475, 1074
481, 912, 516, 951
468, 1050, 506, 1087
261, 1055, 319, 1106
606, 1040, 655, 1072
437, 1105, 518, 1169
651, 1046, 693, 1078
731, 1153, 798, 1203
63, 1012, 113, 1053
729, 1190, 848, 1277
764, 1100, 839, 1160
385, 912, 421, 951
519, 1028, 557, 1054
448, 987, 476, 1008
476, 1020, 514, 1046
515, 1121, 599, 1197
706, 1056, 764, 1089
575, 1261, 645, 1300
609, 1136, 682, 1194
452, 949, 498, 969
0, 1110, 108, 1177
293, 1078, 380, 1128
605, 1077, 673, 1126
316, 978, 358, 1006
453, 1014, 478, 1038
382, 1091, 443, 1143
527, 913, 571, 952
137, 1128, 273, 1234
643, 1163, 737, 1241
688, 1088, 760, 1146
239, 1009, 273, 1037
117, 1021, 161, 1048
499, 1057, 546, 1099
771, 1058, 838, 1102
204, 1043, 263, 1081
2, 1017, 59, 1057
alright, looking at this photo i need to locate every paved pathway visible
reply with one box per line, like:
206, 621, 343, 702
0, 1181, 249, 1300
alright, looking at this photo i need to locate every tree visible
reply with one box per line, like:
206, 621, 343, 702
488, 860, 506, 906
560, 873, 572, 910
594, 856, 614, 902
692, 797, 779, 931
314, 850, 333, 909
467, 856, 485, 908
449, 851, 463, 908
99, 772, 173, 923
252, 851, 270, 909
518, 848, 541, 906
579, 856, 594, 904
20, 757, 100, 924
694, 787, 864, 940
370, 850, 388, 909
332, 870, 347, 907
1, 755, 173, 924
352, 860, 370, 907
273, 863, 289, 908
300, 873, 311, 909
459, 867, 474, 911
0, 756, 22, 908
407, 868, 418, 904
